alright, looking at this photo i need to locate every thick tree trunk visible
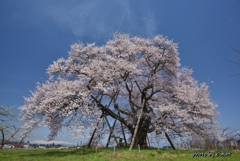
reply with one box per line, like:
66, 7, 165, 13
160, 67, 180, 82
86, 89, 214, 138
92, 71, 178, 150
138, 134, 148, 147
129, 128, 148, 148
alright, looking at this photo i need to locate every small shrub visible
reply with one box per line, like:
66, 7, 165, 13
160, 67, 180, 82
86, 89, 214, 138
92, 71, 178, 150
149, 153, 155, 157
157, 150, 163, 154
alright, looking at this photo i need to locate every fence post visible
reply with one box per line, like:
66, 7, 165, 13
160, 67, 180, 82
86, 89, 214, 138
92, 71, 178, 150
235, 141, 238, 150
226, 142, 229, 150
178, 142, 180, 152
230, 141, 234, 150
138, 144, 140, 153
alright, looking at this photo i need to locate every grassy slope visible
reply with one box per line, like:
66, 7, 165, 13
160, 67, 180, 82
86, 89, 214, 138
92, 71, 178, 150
0, 148, 239, 161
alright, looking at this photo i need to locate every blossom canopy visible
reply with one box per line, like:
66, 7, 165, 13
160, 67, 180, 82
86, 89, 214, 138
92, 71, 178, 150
19, 34, 218, 145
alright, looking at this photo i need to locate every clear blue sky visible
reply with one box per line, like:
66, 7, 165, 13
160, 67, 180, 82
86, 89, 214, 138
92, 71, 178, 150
0, 0, 240, 146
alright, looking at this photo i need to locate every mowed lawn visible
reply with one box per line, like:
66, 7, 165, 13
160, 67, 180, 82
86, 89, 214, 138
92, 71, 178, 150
0, 148, 239, 161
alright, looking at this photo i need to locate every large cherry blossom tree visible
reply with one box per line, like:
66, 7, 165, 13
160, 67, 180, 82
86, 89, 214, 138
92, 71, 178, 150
19, 34, 218, 149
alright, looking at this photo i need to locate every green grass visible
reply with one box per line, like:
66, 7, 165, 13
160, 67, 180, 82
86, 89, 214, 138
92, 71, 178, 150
0, 148, 239, 161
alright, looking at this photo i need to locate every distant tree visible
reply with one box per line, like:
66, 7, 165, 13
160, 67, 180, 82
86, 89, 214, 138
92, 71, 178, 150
220, 126, 240, 148
19, 33, 218, 150
0, 106, 15, 120
194, 124, 240, 150
227, 46, 240, 76
0, 106, 20, 149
